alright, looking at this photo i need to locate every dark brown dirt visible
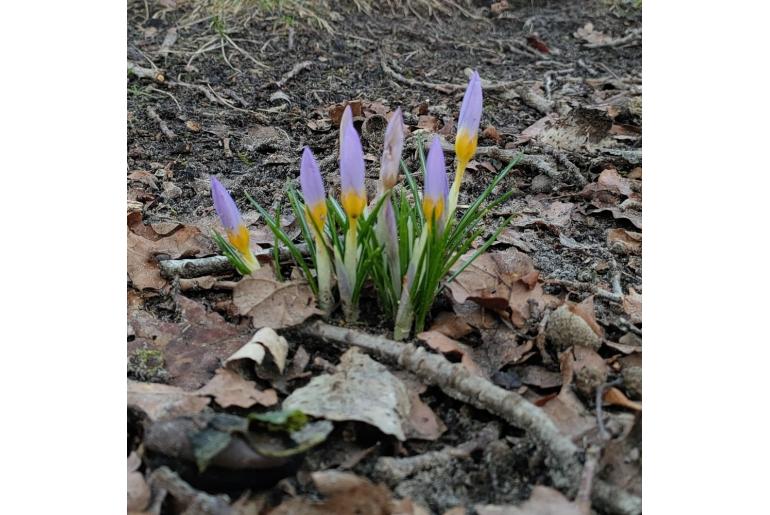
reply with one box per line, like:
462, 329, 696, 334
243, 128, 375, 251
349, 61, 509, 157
128, 0, 641, 512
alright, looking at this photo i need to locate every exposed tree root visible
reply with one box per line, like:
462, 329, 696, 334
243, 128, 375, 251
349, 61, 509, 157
301, 321, 641, 515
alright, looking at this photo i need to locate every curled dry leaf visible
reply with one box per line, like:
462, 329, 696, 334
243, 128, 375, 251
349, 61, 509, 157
622, 288, 642, 325
233, 267, 322, 329
283, 348, 412, 441
195, 368, 278, 408
448, 249, 558, 328
607, 228, 642, 255
417, 331, 484, 377
476, 485, 582, 515
603, 387, 642, 411
253, 327, 289, 373
128, 380, 210, 421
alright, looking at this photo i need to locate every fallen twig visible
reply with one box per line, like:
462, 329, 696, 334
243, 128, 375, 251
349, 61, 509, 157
146, 106, 176, 140
159, 243, 312, 279
374, 423, 500, 483
301, 321, 641, 515
596, 377, 624, 440
381, 55, 528, 94
273, 60, 313, 89
545, 278, 623, 303
128, 60, 165, 82
437, 139, 566, 183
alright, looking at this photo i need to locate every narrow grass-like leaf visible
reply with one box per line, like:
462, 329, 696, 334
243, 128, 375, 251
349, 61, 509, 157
246, 192, 318, 295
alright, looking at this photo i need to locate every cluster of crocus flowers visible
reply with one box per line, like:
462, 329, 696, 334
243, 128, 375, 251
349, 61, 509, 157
210, 176, 259, 273
215, 69, 514, 340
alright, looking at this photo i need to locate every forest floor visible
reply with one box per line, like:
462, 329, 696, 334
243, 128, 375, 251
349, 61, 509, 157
127, 1, 642, 514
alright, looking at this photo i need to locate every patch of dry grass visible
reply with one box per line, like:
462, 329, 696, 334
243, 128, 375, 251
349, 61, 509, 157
178, 0, 475, 34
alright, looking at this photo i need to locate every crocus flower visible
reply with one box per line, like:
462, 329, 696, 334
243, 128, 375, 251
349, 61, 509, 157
455, 70, 483, 169
210, 176, 258, 270
299, 147, 327, 233
380, 107, 404, 191
422, 136, 449, 229
339, 106, 367, 221
299, 147, 333, 312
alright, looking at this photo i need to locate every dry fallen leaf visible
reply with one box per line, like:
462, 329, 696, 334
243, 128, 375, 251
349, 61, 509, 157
283, 348, 412, 441
128, 380, 210, 421
270, 470, 392, 515
622, 288, 642, 325
127, 215, 213, 290
515, 366, 562, 389
603, 386, 642, 411
195, 368, 278, 408
128, 452, 151, 513
476, 485, 582, 515
417, 331, 484, 376
404, 389, 446, 441
448, 250, 558, 328
429, 311, 474, 339
252, 327, 289, 373
539, 387, 597, 442
607, 228, 642, 255
509, 198, 575, 234
128, 295, 251, 389
575, 22, 612, 46
233, 267, 322, 329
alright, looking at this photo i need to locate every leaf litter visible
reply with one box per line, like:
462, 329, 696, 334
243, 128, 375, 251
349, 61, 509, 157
127, 1, 642, 511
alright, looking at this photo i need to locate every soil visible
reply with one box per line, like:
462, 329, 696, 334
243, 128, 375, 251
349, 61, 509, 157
128, 0, 642, 513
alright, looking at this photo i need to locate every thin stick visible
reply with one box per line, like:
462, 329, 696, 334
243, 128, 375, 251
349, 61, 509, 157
158, 243, 311, 279
146, 106, 176, 140
300, 321, 641, 515
545, 278, 623, 303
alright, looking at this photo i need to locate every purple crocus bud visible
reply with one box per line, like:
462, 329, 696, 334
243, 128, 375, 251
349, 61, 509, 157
422, 136, 448, 227
210, 176, 257, 268
339, 107, 367, 220
211, 176, 242, 233
299, 147, 327, 231
380, 107, 404, 191
455, 70, 483, 167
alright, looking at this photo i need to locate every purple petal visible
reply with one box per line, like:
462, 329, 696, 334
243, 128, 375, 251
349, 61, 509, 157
380, 107, 404, 188
457, 71, 483, 135
300, 147, 325, 206
210, 176, 242, 232
425, 136, 448, 202
340, 113, 365, 196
